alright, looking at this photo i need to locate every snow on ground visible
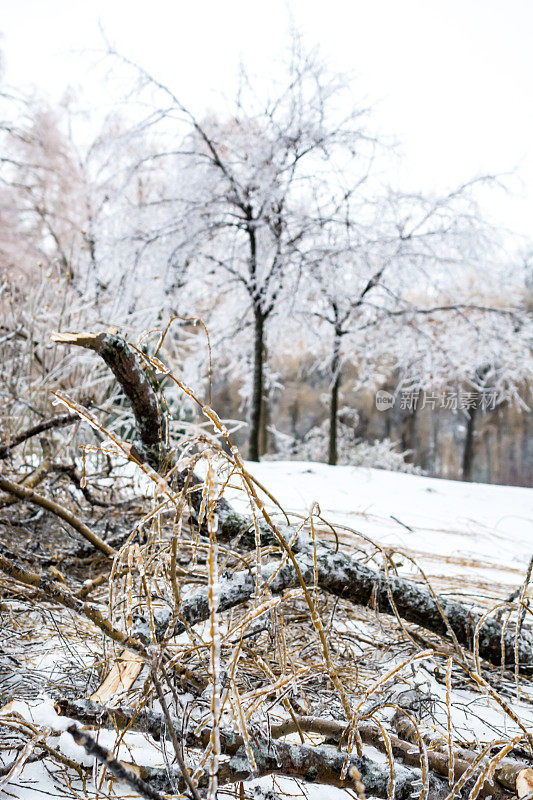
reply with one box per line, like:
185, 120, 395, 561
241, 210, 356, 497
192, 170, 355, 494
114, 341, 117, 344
2, 462, 532, 799
229, 461, 533, 597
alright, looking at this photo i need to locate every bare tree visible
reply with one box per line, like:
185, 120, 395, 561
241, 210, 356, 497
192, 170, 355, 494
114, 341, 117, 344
105, 37, 377, 460
300, 184, 531, 466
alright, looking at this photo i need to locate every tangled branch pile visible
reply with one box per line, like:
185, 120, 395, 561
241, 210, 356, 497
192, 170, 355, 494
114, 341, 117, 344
1, 331, 532, 800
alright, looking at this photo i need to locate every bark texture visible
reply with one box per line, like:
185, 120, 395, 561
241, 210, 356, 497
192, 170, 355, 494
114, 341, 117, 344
51, 332, 166, 470
166, 535, 533, 672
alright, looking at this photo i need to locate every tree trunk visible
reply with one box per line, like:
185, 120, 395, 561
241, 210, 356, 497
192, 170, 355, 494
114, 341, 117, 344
462, 366, 491, 482
462, 404, 477, 481
328, 331, 342, 466
258, 338, 270, 456
249, 309, 265, 462
432, 410, 440, 475
259, 377, 270, 456
401, 404, 418, 463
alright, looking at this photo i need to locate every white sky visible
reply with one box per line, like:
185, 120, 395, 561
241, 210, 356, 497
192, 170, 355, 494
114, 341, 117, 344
2, 0, 532, 240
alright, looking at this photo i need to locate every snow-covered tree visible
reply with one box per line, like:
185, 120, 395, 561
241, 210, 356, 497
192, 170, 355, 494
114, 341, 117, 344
298, 184, 532, 466
105, 37, 378, 460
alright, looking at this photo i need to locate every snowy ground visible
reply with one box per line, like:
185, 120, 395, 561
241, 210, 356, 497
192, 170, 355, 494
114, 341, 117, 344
230, 461, 533, 599
2, 461, 532, 800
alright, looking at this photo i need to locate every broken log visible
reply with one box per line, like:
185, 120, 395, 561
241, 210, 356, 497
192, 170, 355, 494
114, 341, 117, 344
51, 332, 166, 470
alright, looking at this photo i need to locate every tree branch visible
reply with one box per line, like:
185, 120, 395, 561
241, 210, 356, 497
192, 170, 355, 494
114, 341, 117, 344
50, 331, 533, 674
67, 725, 167, 800
51, 332, 166, 470
0, 412, 80, 459
0, 476, 115, 556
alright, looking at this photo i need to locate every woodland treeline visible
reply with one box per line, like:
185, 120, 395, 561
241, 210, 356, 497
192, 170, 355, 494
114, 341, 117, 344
0, 38, 531, 483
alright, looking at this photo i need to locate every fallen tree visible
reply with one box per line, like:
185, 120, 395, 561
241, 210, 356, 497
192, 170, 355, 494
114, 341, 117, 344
50, 330, 533, 675
66, 716, 449, 799
2, 329, 531, 800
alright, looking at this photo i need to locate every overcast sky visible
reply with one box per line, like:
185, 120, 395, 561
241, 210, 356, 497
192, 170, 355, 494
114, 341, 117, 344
2, 0, 532, 240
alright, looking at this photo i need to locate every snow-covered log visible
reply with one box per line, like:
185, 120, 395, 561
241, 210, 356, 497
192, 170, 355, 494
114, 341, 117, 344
161, 533, 533, 672
57, 699, 449, 799
54, 699, 518, 798
170, 738, 447, 798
